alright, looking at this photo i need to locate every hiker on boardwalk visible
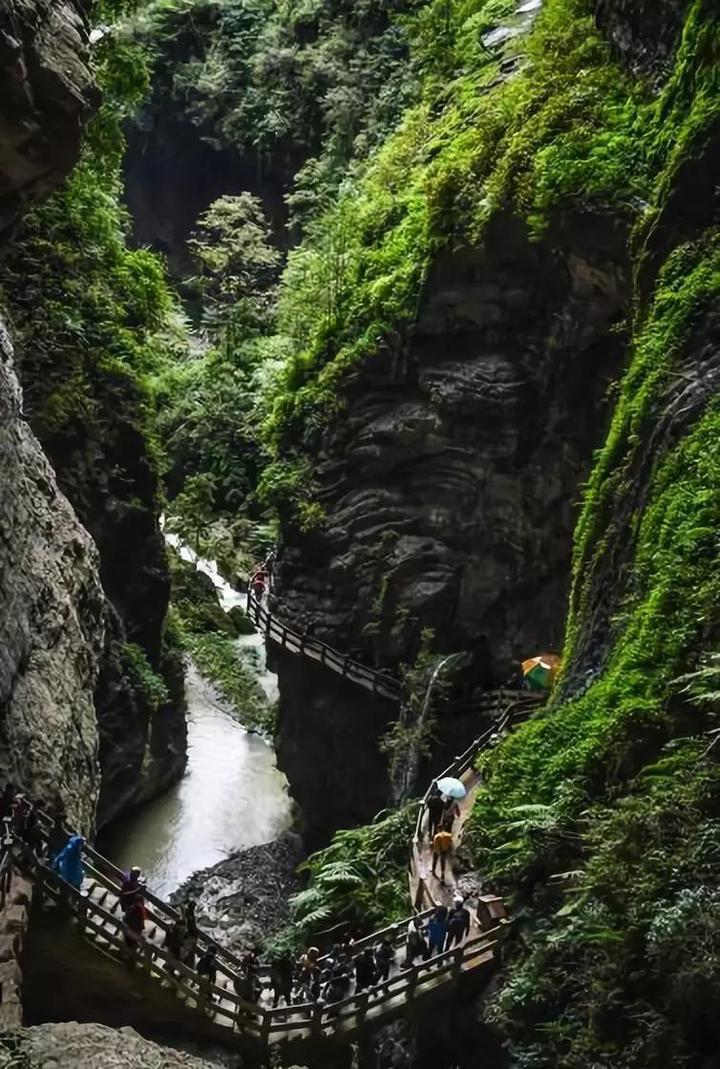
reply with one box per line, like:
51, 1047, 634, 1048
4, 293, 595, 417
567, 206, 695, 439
441, 798, 461, 832
196, 943, 218, 1002
446, 895, 471, 949
52, 834, 85, 890
12, 798, 42, 854
431, 826, 454, 884
234, 952, 262, 1004
120, 866, 144, 911
404, 916, 430, 967
354, 947, 377, 992
427, 905, 449, 956
163, 917, 185, 976
374, 937, 395, 983
269, 952, 295, 1008
322, 964, 351, 1007
250, 568, 268, 601
47, 809, 68, 865
123, 894, 147, 952
425, 784, 445, 840
296, 947, 321, 1001
0, 784, 14, 824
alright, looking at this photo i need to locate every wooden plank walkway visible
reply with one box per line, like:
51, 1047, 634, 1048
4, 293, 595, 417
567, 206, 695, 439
247, 592, 403, 701
10, 666, 542, 1046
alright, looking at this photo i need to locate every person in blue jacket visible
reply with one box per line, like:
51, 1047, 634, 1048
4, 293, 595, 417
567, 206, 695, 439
51, 834, 85, 889
427, 905, 449, 956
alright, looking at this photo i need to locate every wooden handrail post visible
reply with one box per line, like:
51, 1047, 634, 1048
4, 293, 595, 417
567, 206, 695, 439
356, 990, 369, 1025
78, 892, 89, 932
408, 963, 418, 999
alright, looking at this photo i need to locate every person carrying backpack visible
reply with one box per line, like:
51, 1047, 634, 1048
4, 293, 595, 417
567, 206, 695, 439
446, 895, 471, 949
196, 943, 218, 1002
404, 917, 429, 967
425, 786, 445, 840
431, 827, 454, 884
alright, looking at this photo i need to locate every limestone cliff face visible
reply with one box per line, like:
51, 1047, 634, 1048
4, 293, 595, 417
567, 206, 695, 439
0, 0, 99, 237
0, 0, 186, 827
0, 0, 102, 828
274, 211, 627, 836
0, 321, 104, 830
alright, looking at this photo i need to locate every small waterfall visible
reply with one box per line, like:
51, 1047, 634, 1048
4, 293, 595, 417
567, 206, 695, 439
390, 652, 460, 804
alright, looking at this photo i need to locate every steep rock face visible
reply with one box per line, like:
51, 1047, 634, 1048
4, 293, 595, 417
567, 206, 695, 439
0, 0, 99, 237
278, 212, 627, 668
0, 321, 104, 829
0, 0, 186, 827
561, 116, 720, 698
273, 645, 398, 845
275, 211, 627, 834
595, 0, 688, 80
25, 366, 188, 827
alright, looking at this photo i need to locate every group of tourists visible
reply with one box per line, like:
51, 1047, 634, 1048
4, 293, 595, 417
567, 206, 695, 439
0, 778, 477, 1021
0, 784, 76, 879
405, 898, 471, 964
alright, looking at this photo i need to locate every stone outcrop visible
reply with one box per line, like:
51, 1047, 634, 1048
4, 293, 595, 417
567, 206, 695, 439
0, 0, 99, 238
273, 645, 400, 845
595, 0, 688, 81
0, 322, 104, 829
15, 1021, 221, 1069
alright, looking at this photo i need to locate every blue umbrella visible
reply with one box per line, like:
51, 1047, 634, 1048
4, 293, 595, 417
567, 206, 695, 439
436, 777, 466, 800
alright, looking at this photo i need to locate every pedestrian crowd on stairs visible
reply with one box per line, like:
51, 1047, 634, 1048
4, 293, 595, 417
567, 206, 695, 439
0, 780, 483, 1023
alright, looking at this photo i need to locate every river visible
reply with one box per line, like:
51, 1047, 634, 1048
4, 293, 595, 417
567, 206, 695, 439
100, 538, 290, 898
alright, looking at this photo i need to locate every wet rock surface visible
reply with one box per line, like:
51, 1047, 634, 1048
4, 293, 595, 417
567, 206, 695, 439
0, 0, 98, 238
0, 322, 105, 830
172, 833, 304, 953
275, 211, 628, 835
15, 1022, 222, 1069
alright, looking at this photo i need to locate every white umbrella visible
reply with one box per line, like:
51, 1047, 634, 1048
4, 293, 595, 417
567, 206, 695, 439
436, 776, 466, 800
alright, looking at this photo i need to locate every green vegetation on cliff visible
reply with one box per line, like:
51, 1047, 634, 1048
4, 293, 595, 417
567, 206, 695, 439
262, 0, 720, 1064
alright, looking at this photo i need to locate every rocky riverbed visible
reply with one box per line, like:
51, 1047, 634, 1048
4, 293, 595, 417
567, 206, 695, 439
172, 833, 305, 953
6, 1022, 227, 1069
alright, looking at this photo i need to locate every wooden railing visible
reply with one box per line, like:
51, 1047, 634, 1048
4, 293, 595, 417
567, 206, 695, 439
411, 690, 543, 909
247, 592, 403, 701
13, 829, 504, 1043
7, 679, 540, 1043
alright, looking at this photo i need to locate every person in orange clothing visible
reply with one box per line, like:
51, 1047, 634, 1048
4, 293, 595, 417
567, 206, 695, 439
431, 827, 454, 884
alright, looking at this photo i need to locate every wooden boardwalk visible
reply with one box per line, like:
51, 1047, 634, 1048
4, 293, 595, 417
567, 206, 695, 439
10, 637, 541, 1048
247, 592, 403, 701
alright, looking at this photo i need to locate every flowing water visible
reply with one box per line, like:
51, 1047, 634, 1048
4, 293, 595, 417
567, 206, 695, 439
101, 538, 290, 898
